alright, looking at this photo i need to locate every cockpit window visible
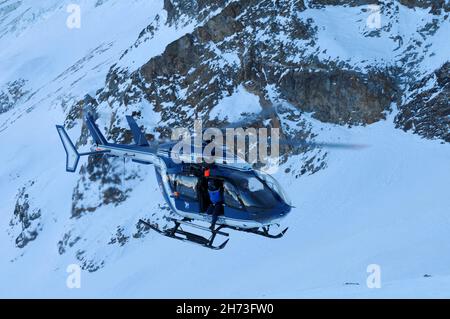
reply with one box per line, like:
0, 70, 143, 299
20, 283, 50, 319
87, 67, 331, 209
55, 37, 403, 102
239, 186, 278, 209
248, 177, 264, 192
255, 170, 291, 205
176, 175, 198, 200
227, 170, 279, 209
223, 182, 242, 209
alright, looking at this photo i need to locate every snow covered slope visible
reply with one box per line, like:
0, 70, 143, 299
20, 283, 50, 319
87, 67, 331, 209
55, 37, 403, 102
0, 0, 449, 298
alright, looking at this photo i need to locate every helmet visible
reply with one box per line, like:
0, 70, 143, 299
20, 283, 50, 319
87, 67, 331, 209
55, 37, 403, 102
208, 179, 219, 191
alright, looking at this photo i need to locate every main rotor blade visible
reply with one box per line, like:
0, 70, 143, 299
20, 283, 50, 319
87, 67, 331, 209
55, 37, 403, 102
147, 106, 368, 152
277, 138, 368, 150
216, 108, 275, 129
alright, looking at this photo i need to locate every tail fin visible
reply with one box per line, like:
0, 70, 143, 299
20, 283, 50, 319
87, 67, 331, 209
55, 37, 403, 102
56, 125, 80, 172
85, 113, 108, 145
126, 115, 149, 146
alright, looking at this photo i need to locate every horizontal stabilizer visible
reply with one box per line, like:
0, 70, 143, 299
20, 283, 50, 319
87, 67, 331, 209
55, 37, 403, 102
56, 125, 80, 172
126, 115, 149, 146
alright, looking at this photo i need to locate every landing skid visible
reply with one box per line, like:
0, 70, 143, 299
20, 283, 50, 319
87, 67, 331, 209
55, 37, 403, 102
223, 224, 289, 239
138, 218, 230, 250
138, 218, 288, 250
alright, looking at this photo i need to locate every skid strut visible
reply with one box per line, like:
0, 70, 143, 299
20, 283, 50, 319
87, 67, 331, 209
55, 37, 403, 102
139, 218, 288, 250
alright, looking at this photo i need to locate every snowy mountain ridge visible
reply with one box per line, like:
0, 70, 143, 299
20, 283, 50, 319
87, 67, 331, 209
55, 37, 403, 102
0, 0, 449, 297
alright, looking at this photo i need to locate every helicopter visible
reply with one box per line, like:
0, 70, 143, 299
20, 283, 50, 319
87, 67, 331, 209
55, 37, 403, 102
56, 113, 362, 250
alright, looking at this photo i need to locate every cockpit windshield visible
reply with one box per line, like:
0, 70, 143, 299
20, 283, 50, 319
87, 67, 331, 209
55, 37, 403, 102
255, 170, 291, 206
227, 170, 280, 209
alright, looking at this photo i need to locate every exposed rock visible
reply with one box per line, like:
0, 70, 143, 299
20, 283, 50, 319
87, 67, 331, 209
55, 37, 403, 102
60, 93, 104, 185
71, 156, 133, 219
65, 94, 98, 130
399, 0, 450, 14
101, 0, 396, 133
278, 67, 398, 124
9, 181, 42, 249
308, 0, 379, 8
0, 79, 28, 114
57, 232, 81, 255
120, 14, 162, 60
108, 226, 130, 246
396, 62, 449, 142
164, 0, 228, 26
76, 250, 105, 272
309, 0, 449, 13
133, 221, 151, 239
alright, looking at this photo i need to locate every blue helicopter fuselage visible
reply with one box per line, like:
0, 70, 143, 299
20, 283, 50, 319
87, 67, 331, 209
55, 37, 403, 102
153, 147, 292, 229
56, 115, 291, 231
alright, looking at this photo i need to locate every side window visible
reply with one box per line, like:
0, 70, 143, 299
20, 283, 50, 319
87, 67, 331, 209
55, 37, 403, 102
224, 182, 242, 209
176, 175, 198, 200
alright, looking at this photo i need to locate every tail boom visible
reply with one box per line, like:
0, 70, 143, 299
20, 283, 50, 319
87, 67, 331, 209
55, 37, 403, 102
56, 114, 160, 172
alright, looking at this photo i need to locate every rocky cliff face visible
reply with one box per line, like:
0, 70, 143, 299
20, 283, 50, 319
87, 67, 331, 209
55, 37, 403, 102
399, 0, 450, 13
84, 0, 404, 143
85, 0, 448, 140
8, 181, 42, 249
0, 79, 29, 114
396, 62, 449, 142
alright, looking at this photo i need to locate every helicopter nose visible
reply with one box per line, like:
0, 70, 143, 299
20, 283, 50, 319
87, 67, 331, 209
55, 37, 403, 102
278, 207, 290, 218
280, 204, 292, 218
255, 205, 291, 224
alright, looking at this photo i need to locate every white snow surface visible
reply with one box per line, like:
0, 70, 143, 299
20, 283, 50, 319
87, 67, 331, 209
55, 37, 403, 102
0, 1, 449, 298
209, 85, 262, 122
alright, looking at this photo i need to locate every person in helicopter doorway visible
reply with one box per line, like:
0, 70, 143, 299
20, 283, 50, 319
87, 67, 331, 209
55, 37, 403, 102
207, 179, 224, 230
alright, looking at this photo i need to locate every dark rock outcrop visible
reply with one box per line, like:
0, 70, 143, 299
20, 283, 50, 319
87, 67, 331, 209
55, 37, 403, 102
57, 232, 81, 255
164, 0, 229, 25
108, 226, 130, 246
396, 62, 450, 142
71, 156, 132, 219
309, 0, 380, 7
0, 79, 28, 114
9, 181, 42, 248
399, 0, 450, 14
279, 68, 398, 124
101, 0, 397, 131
